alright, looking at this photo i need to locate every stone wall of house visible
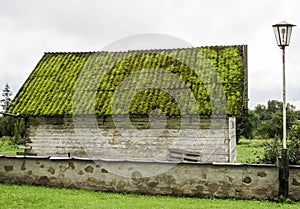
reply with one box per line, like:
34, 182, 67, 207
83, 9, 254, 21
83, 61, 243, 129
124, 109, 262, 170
1, 156, 300, 200
24, 116, 236, 162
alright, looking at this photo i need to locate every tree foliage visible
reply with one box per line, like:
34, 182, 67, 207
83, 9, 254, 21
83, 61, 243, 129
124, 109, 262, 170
236, 110, 259, 142
237, 99, 298, 141
255, 100, 297, 139
0, 83, 12, 111
0, 84, 25, 141
236, 99, 300, 165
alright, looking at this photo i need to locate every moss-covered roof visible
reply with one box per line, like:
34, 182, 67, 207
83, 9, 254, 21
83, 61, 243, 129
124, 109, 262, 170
8, 45, 248, 117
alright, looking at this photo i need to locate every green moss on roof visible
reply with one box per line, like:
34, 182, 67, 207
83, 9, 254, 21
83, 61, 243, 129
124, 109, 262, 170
7, 46, 247, 117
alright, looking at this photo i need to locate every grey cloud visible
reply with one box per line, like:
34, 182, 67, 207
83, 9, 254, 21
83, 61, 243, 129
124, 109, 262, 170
1, 0, 300, 110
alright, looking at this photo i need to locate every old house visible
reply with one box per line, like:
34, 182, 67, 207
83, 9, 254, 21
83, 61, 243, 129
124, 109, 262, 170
7, 45, 248, 162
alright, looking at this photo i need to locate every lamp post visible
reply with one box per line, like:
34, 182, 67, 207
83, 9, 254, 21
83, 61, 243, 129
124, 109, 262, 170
272, 21, 296, 198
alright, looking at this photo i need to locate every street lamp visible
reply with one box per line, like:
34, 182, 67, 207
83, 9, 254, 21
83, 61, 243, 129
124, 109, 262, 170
272, 21, 296, 198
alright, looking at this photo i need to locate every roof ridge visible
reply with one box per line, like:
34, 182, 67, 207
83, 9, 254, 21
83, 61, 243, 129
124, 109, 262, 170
44, 44, 247, 54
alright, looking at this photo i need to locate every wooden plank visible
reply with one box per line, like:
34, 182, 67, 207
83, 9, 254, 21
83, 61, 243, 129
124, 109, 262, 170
26, 116, 233, 161
168, 148, 201, 162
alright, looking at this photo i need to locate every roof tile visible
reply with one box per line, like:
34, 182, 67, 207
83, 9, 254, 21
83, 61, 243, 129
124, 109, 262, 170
8, 46, 247, 117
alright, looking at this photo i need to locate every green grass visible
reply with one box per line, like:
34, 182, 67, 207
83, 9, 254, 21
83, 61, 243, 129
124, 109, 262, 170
237, 139, 270, 163
0, 137, 22, 155
0, 184, 299, 209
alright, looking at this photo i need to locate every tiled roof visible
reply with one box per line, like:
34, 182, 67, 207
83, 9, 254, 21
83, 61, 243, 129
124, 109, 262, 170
7, 45, 248, 117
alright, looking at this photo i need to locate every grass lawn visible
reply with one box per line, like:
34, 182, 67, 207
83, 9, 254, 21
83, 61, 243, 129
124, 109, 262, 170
237, 139, 270, 163
0, 183, 299, 209
0, 137, 22, 155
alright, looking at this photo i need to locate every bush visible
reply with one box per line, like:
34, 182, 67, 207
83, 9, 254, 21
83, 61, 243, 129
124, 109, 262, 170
259, 137, 281, 164
0, 116, 25, 143
287, 125, 300, 164
0, 116, 14, 137
259, 124, 300, 165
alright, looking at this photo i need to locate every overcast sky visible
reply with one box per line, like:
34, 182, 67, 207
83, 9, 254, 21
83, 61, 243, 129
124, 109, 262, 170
0, 0, 300, 110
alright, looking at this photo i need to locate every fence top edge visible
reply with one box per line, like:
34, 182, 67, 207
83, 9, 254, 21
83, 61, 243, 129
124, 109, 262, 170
0, 154, 282, 167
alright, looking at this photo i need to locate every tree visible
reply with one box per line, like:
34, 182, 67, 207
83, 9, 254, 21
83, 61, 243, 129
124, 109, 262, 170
0, 83, 25, 141
0, 84, 14, 137
254, 100, 297, 139
236, 110, 259, 141
254, 104, 269, 120
236, 99, 299, 141
0, 83, 12, 111
255, 100, 300, 165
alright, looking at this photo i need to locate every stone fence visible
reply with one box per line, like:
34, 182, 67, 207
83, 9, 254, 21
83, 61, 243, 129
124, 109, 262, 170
1, 155, 300, 200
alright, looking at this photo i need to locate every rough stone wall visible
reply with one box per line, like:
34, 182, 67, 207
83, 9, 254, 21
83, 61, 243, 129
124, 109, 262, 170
289, 166, 300, 200
25, 116, 236, 162
1, 156, 300, 200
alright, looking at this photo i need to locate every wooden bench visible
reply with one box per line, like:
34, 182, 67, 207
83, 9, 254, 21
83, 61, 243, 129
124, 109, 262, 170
168, 148, 201, 162
17, 145, 36, 156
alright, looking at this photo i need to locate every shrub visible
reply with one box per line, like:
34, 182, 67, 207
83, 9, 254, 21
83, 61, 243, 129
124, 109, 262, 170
259, 137, 281, 164
259, 124, 300, 165
287, 124, 300, 165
